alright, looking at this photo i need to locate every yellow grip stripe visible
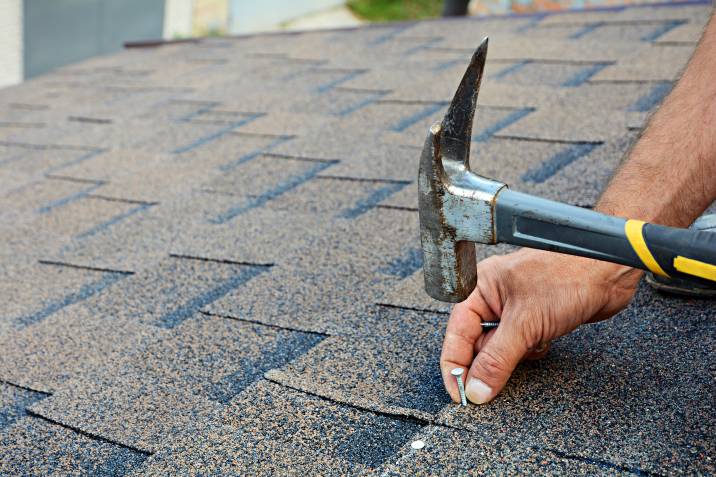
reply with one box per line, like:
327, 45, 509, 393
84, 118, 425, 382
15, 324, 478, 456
674, 256, 716, 282
624, 220, 670, 277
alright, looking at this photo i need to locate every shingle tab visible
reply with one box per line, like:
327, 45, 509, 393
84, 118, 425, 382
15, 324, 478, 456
266, 307, 451, 420
0, 417, 148, 477
137, 380, 424, 476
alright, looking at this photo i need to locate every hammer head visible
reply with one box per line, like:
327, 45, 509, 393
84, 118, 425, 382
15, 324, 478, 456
418, 38, 506, 303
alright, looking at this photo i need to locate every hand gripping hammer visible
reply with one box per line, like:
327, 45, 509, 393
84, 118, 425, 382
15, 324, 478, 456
418, 38, 716, 303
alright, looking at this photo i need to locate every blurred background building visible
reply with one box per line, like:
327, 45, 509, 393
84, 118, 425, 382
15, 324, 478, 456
0, 0, 347, 88
0, 0, 681, 88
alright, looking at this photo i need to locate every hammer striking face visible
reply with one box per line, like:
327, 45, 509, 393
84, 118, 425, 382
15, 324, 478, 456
418, 38, 505, 302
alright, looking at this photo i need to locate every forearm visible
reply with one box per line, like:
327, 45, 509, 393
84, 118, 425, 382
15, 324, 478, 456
597, 13, 716, 227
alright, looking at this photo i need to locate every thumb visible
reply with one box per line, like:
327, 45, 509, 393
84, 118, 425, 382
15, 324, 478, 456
465, 318, 528, 404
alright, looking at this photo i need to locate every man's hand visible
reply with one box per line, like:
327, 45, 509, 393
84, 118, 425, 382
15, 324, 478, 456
440, 12, 716, 405
440, 249, 642, 404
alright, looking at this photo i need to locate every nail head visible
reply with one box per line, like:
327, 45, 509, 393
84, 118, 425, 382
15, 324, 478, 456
451, 367, 464, 377
411, 440, 426, 450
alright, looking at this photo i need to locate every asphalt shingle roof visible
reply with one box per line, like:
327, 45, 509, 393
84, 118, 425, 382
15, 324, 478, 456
0, 2, 714, 475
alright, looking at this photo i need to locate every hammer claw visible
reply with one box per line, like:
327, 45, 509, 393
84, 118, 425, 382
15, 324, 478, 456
440, 37, 488, 168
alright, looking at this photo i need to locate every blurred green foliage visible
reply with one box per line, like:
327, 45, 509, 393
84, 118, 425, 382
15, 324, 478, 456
347, 0, 443, 22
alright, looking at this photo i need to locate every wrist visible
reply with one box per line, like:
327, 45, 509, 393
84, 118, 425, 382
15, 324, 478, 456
516, 248, 643, 290
593, 260, 643, 290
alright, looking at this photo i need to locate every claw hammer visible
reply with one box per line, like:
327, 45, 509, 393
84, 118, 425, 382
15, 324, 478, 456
418, 38, 716, 303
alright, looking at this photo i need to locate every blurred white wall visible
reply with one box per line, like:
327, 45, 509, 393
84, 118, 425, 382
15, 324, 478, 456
0, 0, 23, 88
164, 0, 193, 38
229, 0, 344, 34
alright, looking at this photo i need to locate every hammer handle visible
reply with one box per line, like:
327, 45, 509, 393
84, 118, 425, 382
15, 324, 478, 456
495, 190, 716, 283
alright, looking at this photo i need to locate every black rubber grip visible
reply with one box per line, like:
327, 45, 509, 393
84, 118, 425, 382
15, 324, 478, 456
643, 223, 716, 282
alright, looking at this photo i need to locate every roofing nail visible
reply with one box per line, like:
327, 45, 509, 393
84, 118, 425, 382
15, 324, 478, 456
451, 367, 468, 406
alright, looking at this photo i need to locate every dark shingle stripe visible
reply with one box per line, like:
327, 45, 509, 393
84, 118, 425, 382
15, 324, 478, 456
390, 101, 448, 132
562, 62, 613, 87
279, 64, 315, 82
493, 134, 599, 144
176, 102, 221, 122
339, 181, 408, 219
402, 37, 443, 57
45, 149, 106, 174
473, 107, 536, 142
15, 273, 128, 328
209, 160, 337, 224
172, 113, 264, 154
492, 60, 531, 80
36, 181, 104, 214
641, 19, 688, 42
368, 24, 414, 46
218, 135, 294, 172
74, 202, 156, 240
44, 174, 102, 184
331, 415, 423, 467
379, 247, 423, 279
433, 57, 466, 72
208, 331, 325, 403
156, 266, 268, 328
514, 13, 550, 33
569, 22, 606, 40
628, 81, 673, 112
522, 142, 601, 183
315, 70, 366, 94
494, 60, 613, 87
337, 90, 389, 117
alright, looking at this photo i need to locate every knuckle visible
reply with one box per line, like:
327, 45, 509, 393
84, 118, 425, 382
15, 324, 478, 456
515, 313, 544, 349
476, 348, 511, 379
477, 254, 500, 270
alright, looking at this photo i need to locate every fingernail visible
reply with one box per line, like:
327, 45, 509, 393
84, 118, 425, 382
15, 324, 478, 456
465, 378, 493, 404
